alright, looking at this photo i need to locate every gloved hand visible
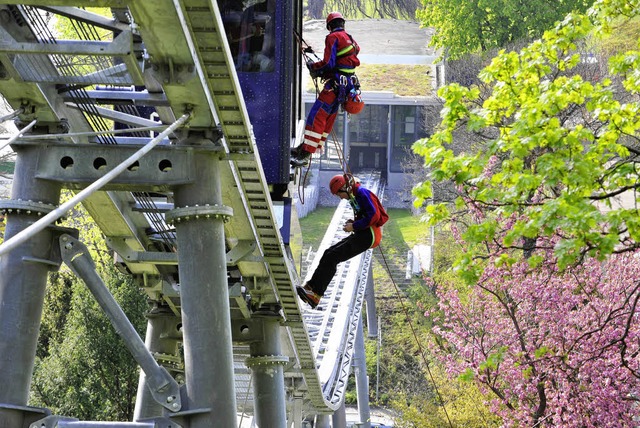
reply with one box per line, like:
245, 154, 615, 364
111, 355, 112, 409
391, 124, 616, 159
307, 61, 319, 79
303, 46, 314, 54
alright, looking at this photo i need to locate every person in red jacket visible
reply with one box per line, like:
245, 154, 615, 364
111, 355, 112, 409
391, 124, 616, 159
290, 12, 361, 167
297, 174, 388, 309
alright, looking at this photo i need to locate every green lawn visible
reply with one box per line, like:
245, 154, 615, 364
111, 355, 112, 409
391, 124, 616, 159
298, 206, 336, 250
305, 64, 433, 97
386, 209, 430, 247
299, 207, 431, 252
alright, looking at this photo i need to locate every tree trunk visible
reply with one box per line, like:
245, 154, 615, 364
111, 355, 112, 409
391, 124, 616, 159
308, 0, 326, 19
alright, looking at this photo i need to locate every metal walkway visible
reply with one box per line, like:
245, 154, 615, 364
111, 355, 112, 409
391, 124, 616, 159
0, 3, 379, 427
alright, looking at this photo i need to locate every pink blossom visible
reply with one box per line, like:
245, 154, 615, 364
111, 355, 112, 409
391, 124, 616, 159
428, 249, 640, 426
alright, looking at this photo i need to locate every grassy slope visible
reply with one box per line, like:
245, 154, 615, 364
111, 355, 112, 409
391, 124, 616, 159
596, 16, 640, 54
299, 208, 429, 252
358, 64, 433, 97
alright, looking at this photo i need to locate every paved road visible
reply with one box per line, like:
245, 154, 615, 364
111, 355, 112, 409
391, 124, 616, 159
303, 19, 438, 63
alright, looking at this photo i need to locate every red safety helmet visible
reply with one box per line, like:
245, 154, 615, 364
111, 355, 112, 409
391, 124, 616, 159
329, 174, 347, 195
343, 92, 365, 114
326, 11, 344, 30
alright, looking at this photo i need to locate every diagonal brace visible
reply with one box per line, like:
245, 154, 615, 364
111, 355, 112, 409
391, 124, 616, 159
58, 233, 182, 413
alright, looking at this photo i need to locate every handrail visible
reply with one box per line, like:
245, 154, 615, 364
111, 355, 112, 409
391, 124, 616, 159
0, 107, 24, 123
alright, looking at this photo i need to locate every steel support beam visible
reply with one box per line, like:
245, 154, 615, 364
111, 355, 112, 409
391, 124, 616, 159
332, 402, 347, 428
59, 234, 182, 413
315, 414, 331, 428
170, 139, 237, 427
364, 272, 378, 338
0, 142, 61, 426
247, 315, 288, 428
134, 306, 183, 421
288, 395, 304, 428
354, 318, 371, 428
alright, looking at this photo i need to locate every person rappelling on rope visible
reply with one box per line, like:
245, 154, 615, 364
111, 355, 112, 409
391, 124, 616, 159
297, 174, 388, 309
290, 12, 365, 168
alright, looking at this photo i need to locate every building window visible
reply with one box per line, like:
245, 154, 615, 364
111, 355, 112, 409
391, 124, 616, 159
345, 105, 389, 175
218, 0, 275, 72
389, 105, 427, 172
348, 104, 389, 144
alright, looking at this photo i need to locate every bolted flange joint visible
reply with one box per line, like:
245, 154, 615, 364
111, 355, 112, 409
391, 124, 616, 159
0, 199, 57, 218
165, 204, 233, 225
245, 355, 289, 368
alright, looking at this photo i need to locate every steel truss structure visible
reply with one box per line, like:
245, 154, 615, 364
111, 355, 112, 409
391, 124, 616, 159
0, 3, 380, 427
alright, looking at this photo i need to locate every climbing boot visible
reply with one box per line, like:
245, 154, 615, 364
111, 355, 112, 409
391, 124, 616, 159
296, 283, 321, 309
290, 146, 312, 167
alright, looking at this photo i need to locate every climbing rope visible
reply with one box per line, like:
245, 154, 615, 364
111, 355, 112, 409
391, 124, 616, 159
292, 29, 322, 204
295, 156, 314, 206
329, 127, 351, 177
376, 245, 455, 428
293, 28, 320, 63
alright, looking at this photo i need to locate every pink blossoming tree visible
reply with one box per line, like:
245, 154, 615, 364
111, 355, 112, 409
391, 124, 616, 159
427, 247, 640, 426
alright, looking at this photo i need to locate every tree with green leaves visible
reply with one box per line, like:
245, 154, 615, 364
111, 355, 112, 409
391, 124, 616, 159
413, 0, 640, 282
32, 271, 147, 421
417, 0, 594, 60
30, 196, 148, 421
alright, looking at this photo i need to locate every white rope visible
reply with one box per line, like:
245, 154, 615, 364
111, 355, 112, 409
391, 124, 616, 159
0, 123, 169, 141
0, 120, 37, 153
0, 113, 190, 258
0, 108, 24, 123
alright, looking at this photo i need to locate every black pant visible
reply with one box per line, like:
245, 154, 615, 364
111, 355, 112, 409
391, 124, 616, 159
308, 228, 373, 296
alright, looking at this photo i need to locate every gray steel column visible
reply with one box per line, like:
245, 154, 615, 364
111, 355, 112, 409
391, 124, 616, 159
332, 402, 347, 428
315, 414, 331, 428
0, 143, 61, 425
364, 271, 378, 338
353, 318, 371, 428
246, 315, 288, 428
134, 306, 183, 420
289, 395, 304, 428
170, 147, 237, 427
